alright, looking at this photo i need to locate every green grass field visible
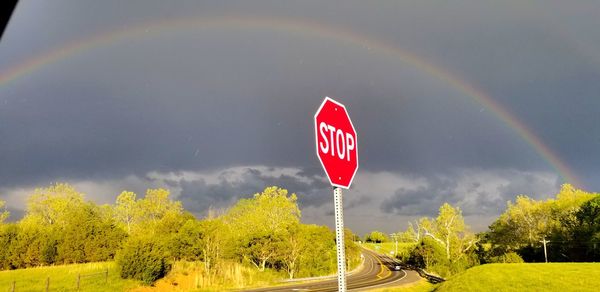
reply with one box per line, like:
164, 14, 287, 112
435, 263, 600, 292
0, 262, 139, 291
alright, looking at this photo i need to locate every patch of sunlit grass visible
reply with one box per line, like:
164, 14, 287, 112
371, 279, 436, 292
435, 263, 600, 292
0, 261, 139, 291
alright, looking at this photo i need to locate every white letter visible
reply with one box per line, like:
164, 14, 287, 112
319, 122, 329, 154
336, 129, 345, 159
327, 125, 336, 156
346, 133, 355, 162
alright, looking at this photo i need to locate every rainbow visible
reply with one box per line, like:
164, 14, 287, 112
0, 16, 583, 188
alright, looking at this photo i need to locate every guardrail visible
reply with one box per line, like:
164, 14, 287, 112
401, 263, 445, 284
351, 245, 446, 285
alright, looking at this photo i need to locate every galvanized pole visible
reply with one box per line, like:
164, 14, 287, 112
390, 233, 398, 256
333, 187, 347, 291
540, 237, 549, 263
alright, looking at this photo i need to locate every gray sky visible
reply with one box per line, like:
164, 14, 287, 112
1, 1, 600, 234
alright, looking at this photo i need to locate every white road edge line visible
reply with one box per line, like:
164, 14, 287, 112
350, 269, 408, 291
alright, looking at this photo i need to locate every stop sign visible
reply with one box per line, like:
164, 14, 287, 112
314, 97, 358, 189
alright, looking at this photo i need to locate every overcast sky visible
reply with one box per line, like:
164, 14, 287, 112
1, 1, 600, 234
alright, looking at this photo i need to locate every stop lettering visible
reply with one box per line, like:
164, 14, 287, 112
318, 122, 355, 161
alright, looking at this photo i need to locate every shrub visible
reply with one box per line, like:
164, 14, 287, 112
408, 237, 479, 277
489, 252, 524, 263
408, 237, 448, 271
116, 235, 171, 284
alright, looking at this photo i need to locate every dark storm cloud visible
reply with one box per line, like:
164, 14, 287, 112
381, 176, 457, 216
380, 169, 560, 218
166, 166, 331, 215
324, 196, 372, 216
1, 0, 600, 230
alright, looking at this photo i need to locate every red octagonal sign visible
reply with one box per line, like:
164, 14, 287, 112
314, 97, 358, 189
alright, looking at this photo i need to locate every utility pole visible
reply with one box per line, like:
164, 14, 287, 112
390, 233, 399, 256
540, 237, 550, 263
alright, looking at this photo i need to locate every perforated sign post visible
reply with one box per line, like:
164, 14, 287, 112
314, 96, 358, 291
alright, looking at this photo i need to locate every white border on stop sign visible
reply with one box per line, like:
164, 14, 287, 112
313, 96, 359, 189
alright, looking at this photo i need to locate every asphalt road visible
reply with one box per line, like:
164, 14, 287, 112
243, 248, 421, 291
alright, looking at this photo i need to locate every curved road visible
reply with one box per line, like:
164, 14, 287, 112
244, 248, 421, 291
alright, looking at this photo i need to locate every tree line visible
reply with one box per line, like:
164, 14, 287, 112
369, 184, 599, 278
0, 184, 361, 284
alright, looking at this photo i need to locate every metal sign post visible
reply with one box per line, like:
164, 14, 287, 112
333, 186, 346, 291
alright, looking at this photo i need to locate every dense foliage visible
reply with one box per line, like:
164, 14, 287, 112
485, 184, 599, 263
364, 230, 388, 243
394, 203, 479, 277
383, 184, 599, 278
0, 184, 360, 285
4, 181, 598, 285
116, 235, 171, 284
0, 184, 126, 269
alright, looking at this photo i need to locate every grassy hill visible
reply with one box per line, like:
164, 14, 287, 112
0, 262, 139, 291
435, 263, 600, 292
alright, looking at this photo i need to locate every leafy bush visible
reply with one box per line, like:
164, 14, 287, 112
116, 235, 171, 284
364, 231, 388, 243
408, 237, 448, 270
395, 243, 416, 262
489, 252, 524, 263
408, 237, 479, 277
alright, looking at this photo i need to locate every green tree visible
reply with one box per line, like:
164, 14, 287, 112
278, 224, 303, 279
399, 222, 421, 243
18, 184, 126, 265
0, 200, 9, 224
116, 234, 171, 285
198, 218, 225, 276
409, 236, 448, 273
175, 216, 225, 279
488, 184, 598, 262
114, 191, 137, 234
365, 230, 388, 243
555, 195, 600, 261
421, 203, 477, 261
0, 223, 18, 269
136, 188, 183, 225
296, 225, 336, 278
26, 183, 86, 225
18, 184, 87, 266
7, 217, 55, 268
224, 186, 301, 271
344, 228, 362, 270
